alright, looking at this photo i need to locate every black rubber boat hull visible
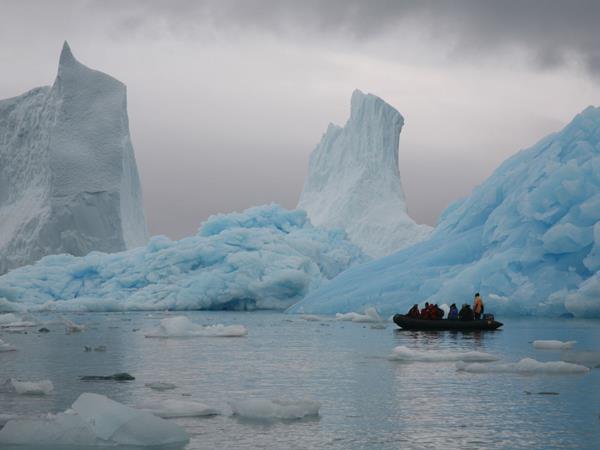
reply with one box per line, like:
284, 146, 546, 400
393, 314, 503, 331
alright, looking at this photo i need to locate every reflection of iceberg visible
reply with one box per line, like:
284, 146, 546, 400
291, 107, 600, 318
0, 393, 189, 447
0, 205, 365, 312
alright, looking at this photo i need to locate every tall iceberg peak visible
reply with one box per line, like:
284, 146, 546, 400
298, 89, 431, 257
290, 105, 600, 318
0, 42, 148, 274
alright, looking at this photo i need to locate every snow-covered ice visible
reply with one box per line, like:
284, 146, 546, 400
0, 393, 189, 447
145, 316, 248, 338
290, 106, 600, 318
298, 90, 431, 257
230, 398, 321, 420
0, 313, 36, 328
9, 379, 54, 395
389, 346, 499, 362
0, 42, 148, 274
62, 317, 85, 333
0, 205, 365, 312
456, 358, 590, 374
532, 340, 576, 350
335, 307, 382, 323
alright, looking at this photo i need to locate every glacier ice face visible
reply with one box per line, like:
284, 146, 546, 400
0, 204, 366, 312
0, 42, 148, 274
298, 89, 431, 258
290, 106, 600, 318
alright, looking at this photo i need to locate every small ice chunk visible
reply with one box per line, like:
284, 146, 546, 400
145, 382, 177, 391
300, 315, 323, 322
335, 307, 382, 323
561, 351, 600, 368
0, 338, 16, 352
532, 340, 576, 350
144, 316, 247, 338
0, 313, 36, 328
0, 393, 189, 447
10, 379, 54, 395
141, 399, 219, 418
456, 358, 590, 374
62, 317, 85, 333
230, 398, 321, 420
389, 346, 499, 362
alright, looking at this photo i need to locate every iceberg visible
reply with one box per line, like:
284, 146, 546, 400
0, 392, 189, 447
532, 340, 576, 350
0, 205, 365, 312
8, 379, 54, 395
0, 42, 148, 275
290, 106, 600, 317
298, 90, 431, 258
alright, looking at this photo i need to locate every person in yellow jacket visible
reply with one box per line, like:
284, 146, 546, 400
473, 293, 484, 319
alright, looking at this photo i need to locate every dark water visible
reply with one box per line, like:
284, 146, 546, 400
1, 312, 600, 449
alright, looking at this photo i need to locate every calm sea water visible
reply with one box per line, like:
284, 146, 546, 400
1, 312, 600, 450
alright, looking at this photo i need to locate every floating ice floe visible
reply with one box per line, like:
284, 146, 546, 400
0, 393, 189, 447
145, 316, 247, 338
300, 314, 324, 322
0, 313, 36, 328
532, 340, 576, 350
0, 338, 16, 352
456, 358, 590, 374
141, 399, 219, 418
9, 379, 54, 395
230, 398, 321, 420
561, 351, 600, 368
145, 382, 177, 391
390, 346, 499, 362
62, 317, 85, 333
335, 307, 382, 323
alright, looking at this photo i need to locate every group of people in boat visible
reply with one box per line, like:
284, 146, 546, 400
406, 293, 485, 321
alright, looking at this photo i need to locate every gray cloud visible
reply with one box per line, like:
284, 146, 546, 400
94, 0, 600, 76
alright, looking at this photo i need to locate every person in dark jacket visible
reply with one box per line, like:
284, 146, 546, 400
459, 304, 474, 321
434, 304, 445, 319
448, 303, 458, 320
407, 304, 421, 319
421, 302, 431, 320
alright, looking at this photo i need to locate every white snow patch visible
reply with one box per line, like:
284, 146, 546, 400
230, 398, 320, 420
389, 346, 499, 362
145, 316, 247, 338
533, 340, 576, 350
0, 393, 189, 447
456, 358, 590, 374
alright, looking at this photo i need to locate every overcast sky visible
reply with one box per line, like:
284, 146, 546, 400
2, 1, 600, 238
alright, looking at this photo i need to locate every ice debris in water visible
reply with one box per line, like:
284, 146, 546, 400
389, 346, 499, 362
0, 204, 366, 312
145, 316, 248, 338
456, 358, 590, 374
533, 340, 576, 350
9, 379, 54, 395
300, 314, 324, 321
290, 106, 600, 318
230, 398, 321, 420
0, 392, 189, 447
0, 338, 16, 352
561, 351, 600, 368
0, 313, 36, 328
335, 307, 382, 323
62, 317, 85, 333
145, 382, 177, 391
140, 399, 219, 418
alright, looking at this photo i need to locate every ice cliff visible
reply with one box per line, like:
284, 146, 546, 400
298, 89, 431, 257
0, 205, 366, 312
0, 42, 148, 274
289, 106, 600, 318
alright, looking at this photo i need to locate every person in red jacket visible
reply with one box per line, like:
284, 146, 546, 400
407, 304, 421, 319
427, 303, 437, 320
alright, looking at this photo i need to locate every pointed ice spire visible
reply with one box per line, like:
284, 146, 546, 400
59, 41, 76, 67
